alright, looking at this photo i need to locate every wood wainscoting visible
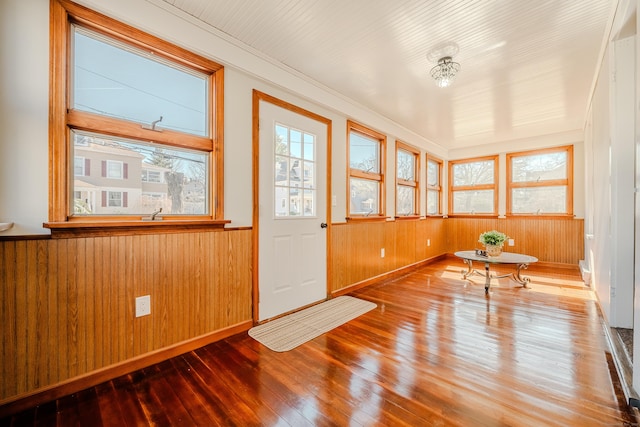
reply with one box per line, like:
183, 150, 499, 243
446, 217, 584, 266
330, 218, 447, 294
0, 229, 252, 405
330, 217, 584, 295
1, 216, 584, 408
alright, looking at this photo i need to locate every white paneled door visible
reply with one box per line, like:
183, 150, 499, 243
258, 100, 328, 321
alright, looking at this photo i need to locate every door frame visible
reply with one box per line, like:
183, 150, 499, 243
251, 90, 332, 323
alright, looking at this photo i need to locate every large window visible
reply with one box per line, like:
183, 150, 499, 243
49, 0, 224, 228
426, 155, 443, 216
347, 121, 386, 217
395, 141, 420, 217
507, 146, 573, 215
449, 156, 498, 215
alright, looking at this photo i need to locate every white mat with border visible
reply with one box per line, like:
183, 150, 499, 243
248, 296, 377, 352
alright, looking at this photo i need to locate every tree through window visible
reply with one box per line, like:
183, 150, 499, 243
48, 0, 224, 225
347, 121, 386, 218
507, 146, 573, 215
448, 156, 498, 215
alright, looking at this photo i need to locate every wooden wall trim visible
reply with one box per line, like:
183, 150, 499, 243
0, 235, 52, 242
0, 226, 252, 242
0, 320, 252, 419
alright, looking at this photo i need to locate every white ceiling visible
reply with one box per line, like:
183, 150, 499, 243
160, 0, 614, 151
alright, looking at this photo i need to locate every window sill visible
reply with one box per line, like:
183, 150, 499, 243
394, 215, 421, 220
447, 214, 499, 219
506, 214, 575, 219
345, 215, 389, 222
44, 219, 231, 238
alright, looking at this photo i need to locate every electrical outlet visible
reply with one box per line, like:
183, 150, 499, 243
135, 295, 151, 317
427, 239, 431, 247
381, 248, 385, 258
508, 238, 515, 246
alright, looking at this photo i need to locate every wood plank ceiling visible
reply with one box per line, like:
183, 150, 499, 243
160, 0, 614, 151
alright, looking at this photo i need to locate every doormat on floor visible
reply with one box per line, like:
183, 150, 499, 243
248, 296, 377, 352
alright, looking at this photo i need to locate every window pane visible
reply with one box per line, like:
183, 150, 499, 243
72, 27, 208, 137
303, 161, 315, 189
275, 124, 289, 155
289, 186, 302, 216
350, 177, 379, 215
512, 152, 567, 182
427, 160, 439, 186
512, 186, 567, 214
107, 161, 122, 179
452, 190, 494, 214
74, 157, 84, 176
303, 189, 315, 216
108, 191, 122, 207
275, 156, 289, 186
397, 185, 415, 215
350, 132, 380, 173
397, 149, 415, 181
303, 133, 314, 161
71, 131, 208, 216
427, 190, 439, 215
275, 187, 289, 217
453, 160, 494, 186
290, 129, 302, 159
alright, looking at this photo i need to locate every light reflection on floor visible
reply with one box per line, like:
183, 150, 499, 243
438, 263, 594, 301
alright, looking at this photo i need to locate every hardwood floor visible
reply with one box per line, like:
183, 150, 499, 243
1, 258, 637, 426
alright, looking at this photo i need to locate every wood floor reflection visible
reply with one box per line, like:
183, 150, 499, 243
2, 258, 637, 426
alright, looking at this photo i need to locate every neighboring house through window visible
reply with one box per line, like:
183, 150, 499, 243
49, 0, 224, 226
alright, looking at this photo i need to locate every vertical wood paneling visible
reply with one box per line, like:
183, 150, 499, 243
35, 241, 49, 389
0, 229, 252, 402
330, 217, 581, 294
1, 218, 581, 402
446, 217, 583, 265
331, 219, 448, 293
394, 221, 416, 269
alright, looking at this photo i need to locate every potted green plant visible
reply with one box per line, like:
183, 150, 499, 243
478, 230, 508, 256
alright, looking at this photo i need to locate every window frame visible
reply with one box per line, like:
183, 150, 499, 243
506, 145, 573, 217
47, 0, 227, 235
426, 154, 443, 217
448, 155, 499, 216
394, 141, 420, 218
346, 120, 386, 219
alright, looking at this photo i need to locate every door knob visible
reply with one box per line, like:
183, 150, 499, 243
320, 223, 328, 228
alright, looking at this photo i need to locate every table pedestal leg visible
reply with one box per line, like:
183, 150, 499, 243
484, 263, 491, 293
461, 259, 476, 279
512, 263, 531, 287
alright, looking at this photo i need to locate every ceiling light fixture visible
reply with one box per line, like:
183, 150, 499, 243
430, 56, 460, 88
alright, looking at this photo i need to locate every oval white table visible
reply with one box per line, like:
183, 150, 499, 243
454, 251, 538, 293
